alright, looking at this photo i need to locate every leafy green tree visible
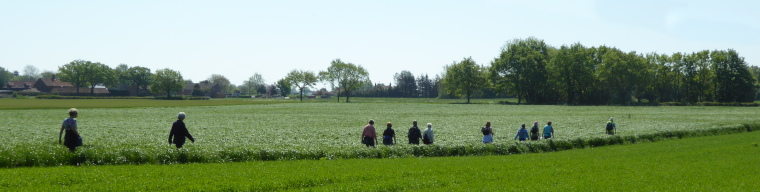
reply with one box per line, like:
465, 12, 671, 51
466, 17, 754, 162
58, 60, 91, 94
549, 43, 595, 105
112, 64, 130, 89
207, 74, 231, 94
18, 65, 40, 81
243, 73, 265, 96
319, 59, 370, 102
150, 68, 185, 98
416, 73, 437, 98
191, 83, 207, 96
285, 69, 318, 101
125, 66, 152, 96
0, 66, 12, 87
647, 53, 678, 102
490, 37, 551, 104
394, 70, 417, 97
276, 78, 291, 97
83, 62, 114, 95
711, 49, 756, 102
39, 70, 56, 80
442, 57, 488, 104
749, 65, 760, 100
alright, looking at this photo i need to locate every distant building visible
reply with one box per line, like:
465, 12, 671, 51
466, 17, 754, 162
33, 75, 109, 95
182, 81, 223, 98
4, 81, 35, 91
33, 75, 74, 93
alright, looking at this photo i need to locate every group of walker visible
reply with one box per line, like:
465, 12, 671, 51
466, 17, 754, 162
361, 120, 435, 147
57, 108, 618, 151
59, 108, 195, 152
487, 121, 556, 143
360, 117, 619, 147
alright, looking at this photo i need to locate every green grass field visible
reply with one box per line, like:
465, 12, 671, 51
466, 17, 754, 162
0, 98, 758, 167
2, 129, 757, 191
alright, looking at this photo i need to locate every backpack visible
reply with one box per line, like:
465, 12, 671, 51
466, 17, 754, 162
530, 126, 539, 134
481, 127, 491, 135
606, 122, 614, 131
422, 132, 430, 144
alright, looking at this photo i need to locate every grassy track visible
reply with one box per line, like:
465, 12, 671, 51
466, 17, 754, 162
1, 130, 757, 191
1, 99, 758, 167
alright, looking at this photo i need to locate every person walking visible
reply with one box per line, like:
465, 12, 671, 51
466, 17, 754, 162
529, 121, 540, 141
382, 122, 396, 146
407, 121, 422, 145
422, 123, 435, 145
514, 123, 529, 141
606, 117, 617, 135
362, 120, 378, 147
58, 108, 82, 152
168, 112, 195, 148
543, 121, 555, 139
481, 122, 494, 143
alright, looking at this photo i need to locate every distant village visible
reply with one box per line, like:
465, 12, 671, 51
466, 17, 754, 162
0, 75, 343, 99
0, 75, 227, 98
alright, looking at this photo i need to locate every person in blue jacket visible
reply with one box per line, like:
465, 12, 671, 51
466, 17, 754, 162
543, 121, 554, 139
514, 123, 529, 141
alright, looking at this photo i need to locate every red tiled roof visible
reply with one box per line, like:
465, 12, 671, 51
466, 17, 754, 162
39, 79, 74, 87
6, 81, 34, 89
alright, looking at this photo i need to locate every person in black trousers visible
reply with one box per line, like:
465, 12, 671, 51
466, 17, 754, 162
169, 112, 195, 148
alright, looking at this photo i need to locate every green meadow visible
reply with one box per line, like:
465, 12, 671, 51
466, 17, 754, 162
0, 98, 757, 167
1, 128, 757, 191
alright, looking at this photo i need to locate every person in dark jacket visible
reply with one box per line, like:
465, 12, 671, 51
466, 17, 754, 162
408, 120, 422, 144
481, 122, 494, 143
382, 122, 396, 146
529, 121, 540, 141
169, 112, 195, 148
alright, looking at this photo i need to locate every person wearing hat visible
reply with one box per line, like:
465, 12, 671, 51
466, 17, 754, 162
481, 122, 494, 143
168, 112, 195, 148
514, 123, 529, 141
529, 121, 540, 141
606, 117, 617, 135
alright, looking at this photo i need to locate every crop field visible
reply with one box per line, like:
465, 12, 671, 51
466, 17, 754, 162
0, 98, 758, 167
2, 128, 758, 191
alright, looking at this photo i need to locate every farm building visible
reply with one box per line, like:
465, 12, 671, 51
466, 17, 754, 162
182, 81, 223, 98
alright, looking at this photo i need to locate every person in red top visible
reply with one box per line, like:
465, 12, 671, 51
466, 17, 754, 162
361, 120, 378, 147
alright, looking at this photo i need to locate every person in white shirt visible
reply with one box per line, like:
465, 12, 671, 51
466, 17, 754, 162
423, 123, 435, 144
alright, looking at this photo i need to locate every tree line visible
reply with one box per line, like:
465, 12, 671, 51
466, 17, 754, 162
2, 37, 757, 104
441, 37, 758, 104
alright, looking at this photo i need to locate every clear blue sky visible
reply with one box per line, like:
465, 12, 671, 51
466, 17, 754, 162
1, 0, 758, 89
